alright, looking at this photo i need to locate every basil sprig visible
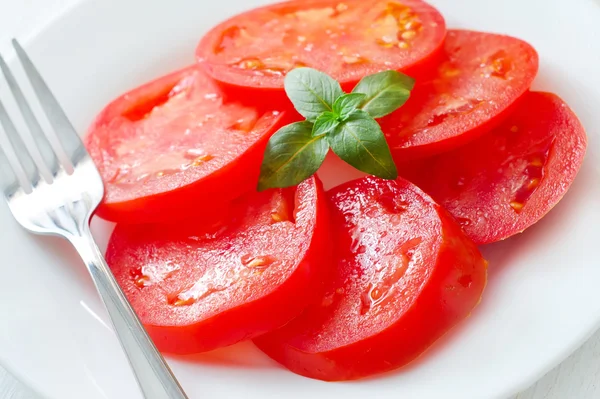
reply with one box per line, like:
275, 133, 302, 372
258, 68, 414, 191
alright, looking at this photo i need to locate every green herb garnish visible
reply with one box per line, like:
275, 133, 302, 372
258, 68, 414, 191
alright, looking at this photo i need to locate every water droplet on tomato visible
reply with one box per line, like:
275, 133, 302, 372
171, 297, 196, 307
229, 117, 257, 133
132, 261, 180, 288
360, 289, 373, 315
403, 19, 422, 31
234, 58, 266, 70
427, 98, 485, 127
350, 234, 366, 254
376, 36, 396, 48
527, 178, 541, 190
510, 142, 553, 212
510, 201, 524, 212
215, 26, 248, 54
360, 252, 409, 315
134, 275, 148, 288
271, 212, 287, 223
400, 30, 416, 40
232, 57, 306, 77
377, 192, 409, 214
399, 237, 422, 260
240, 254, 277, 270
239, 268, 251, 278
183, 149, 214, 167
480, 50, 513, 79
439, 61, 461, 78
293, 7, 336, 23
456, 217, 472, 227
372, 1, 421, 48
458, 274, 473, 288
184, 149, 206, 159
349, 226, 367, 254
341, 53, 370, 65
370, 287, 383, 300
108, 167, 127, 184
270, 197, 292, 224
171, 272, 232, 306
389, 214, 404, 225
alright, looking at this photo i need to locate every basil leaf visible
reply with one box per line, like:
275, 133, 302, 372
333, 93, 367, 120
258, 121, 329, 191
352, 70, 415, 118
313, 111, 340, 136
327, 110, 398, 179
284, 68, 344, 122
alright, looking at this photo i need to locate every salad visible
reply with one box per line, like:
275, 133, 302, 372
84, 0, 587, 382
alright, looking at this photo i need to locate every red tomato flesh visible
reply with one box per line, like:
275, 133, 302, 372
197, 0, 446, 98
255, 177, 487, 381
380, 29, 539, 160
85, 65, 288, 223
399, 91, 587, 245
106, 177, 329, 354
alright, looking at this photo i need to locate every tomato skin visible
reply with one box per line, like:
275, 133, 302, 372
106, 177, 331, 354
197, 0, 446, 105
398, 91, 587, 245
254, 177, 487, 381
85, 65, 290, 223
380, 29, 539, 161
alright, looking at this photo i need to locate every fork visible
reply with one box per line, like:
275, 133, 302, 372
0, 40, 188, 399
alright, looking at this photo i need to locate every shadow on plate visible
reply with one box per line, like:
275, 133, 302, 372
29, 216, 118, 292
481, 155, 598, 280
170, 340, 277, 370
32, 235, 97, 290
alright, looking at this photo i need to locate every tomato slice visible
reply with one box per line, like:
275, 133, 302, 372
380, 29, 539, 160
398, 92, 587, 245
85, 65, 288, 223
106, 177, 329, 354
254, 177, 487, 381
196, 0, 446, 100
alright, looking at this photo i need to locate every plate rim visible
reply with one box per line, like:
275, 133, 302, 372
1, 0, 600, 398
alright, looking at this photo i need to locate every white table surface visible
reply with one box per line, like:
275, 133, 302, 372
0, 0, 598, 398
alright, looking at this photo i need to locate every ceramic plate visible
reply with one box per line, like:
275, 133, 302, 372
0, 0, 599, 397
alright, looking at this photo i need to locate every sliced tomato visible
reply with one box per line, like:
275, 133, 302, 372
196, 0, 446, 101
380, 29, 539, 160
85, 65, 288, 223
254, 177, 487, 381
106, 177, 329, 354
398, 92, 587, 245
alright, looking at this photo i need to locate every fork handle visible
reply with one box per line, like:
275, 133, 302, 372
69, 225, 188, 399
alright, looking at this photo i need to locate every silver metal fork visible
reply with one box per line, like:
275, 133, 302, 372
0, 40, 188, 399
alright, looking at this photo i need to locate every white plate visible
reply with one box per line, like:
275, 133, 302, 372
0, 0, 599, 398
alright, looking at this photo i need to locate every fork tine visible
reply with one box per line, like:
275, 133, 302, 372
0, 97, 39, 189
0, 53, 59, 178
0, 140, 20, 197
12, 39, 87, 168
